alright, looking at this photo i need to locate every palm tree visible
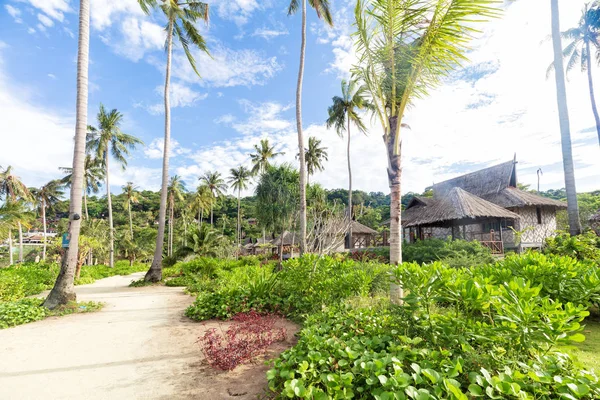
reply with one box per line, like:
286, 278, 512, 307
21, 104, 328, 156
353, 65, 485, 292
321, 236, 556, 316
550, 0, 582, 235
0, 201, 28, 265
249, 139, 284, 175
228, 166, 252, 246
548, 2, 600, 146
288, 0, 333, 256
326, 79, 371, 248
167, 175, 185, 256
192, 184, 212, 229
353, 0, 498, 301
122, 182, 141, 240
143, 0, 210, 283
30, 180, 64, 261
44, 0, 93, 309
200, 171, 227, 226
87, 104, 144, 268
300, 137, 328, 185
0, 166, 32, 264
60, 154, 104, 219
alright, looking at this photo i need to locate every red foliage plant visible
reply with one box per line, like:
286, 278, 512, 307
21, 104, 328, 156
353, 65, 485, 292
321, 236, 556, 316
198, 311, 287, 370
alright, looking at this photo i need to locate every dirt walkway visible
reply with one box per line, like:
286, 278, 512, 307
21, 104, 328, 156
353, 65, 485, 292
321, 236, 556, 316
0, 273, 297, 400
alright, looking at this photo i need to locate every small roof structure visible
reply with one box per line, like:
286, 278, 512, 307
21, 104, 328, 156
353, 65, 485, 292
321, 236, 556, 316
404, 187, 520, 228
272, 231, 298, 246
482, 187, 566, 209
433, 160, 516, 198
351, 221, 378, 235
253, 238, 276, 248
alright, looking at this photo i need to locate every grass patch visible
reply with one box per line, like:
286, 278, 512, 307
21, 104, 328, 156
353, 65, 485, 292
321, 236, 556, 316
565, 319, 600, 372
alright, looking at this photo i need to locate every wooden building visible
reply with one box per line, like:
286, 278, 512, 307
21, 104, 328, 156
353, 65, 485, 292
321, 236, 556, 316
401, 158, 567, 253
348, 221, 378, 249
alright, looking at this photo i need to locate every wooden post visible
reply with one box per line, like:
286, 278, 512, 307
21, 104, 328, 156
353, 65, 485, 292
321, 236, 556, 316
462, 225, 466, 240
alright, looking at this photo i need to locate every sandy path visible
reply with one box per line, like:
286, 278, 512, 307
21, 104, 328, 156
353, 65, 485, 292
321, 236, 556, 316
0, 273, 297, 400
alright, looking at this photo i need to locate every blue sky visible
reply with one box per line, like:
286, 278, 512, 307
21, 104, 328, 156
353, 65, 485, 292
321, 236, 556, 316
0, 0, 598, 197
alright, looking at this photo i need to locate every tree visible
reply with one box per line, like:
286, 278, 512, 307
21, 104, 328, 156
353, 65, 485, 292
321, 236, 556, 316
249, 139, 284, 175
30, 180, 64, 261
192, 184, 212, 229
301, 136, 328, 185
167, 175, 185, 256
288, 0, 333, 256
87, 105, 143, 268
0, 166, 32, 264
228, 166, 252, 246
122, 182, 141, 240
353, 0, 497, 300
60, 154, 104, 219
144, 0, 210, 283
200, 171, 227, 226
326, 79, 371, 248
550, 0, 582, 235
255, 164, 300, 264
548, 2, 600, 146
0, 201, 29, 265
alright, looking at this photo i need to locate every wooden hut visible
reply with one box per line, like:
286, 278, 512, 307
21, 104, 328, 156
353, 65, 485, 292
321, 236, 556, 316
349, 221, 378, 248
272, 231, 299, 259
590, 211, 600, 235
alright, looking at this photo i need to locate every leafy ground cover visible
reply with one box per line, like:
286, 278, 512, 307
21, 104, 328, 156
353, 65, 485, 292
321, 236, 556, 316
566, 319, 600, 373
0, 260, 146, 328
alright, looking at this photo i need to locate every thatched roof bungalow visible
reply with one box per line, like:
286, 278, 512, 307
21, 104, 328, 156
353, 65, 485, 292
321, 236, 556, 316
401, 157, 566, 253
349, 221, 378, 248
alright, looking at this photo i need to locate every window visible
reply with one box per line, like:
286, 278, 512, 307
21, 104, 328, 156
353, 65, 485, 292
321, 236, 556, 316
536, 207, 542, 224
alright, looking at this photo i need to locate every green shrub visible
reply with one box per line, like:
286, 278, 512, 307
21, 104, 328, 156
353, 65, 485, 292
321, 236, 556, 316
545, 231, 600, 262
402, 238, 494, 268
0, 298, 47, 328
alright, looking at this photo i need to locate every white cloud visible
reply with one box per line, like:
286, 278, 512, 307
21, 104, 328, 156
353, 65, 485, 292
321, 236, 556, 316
17, 0, 71, 22
101, 17, 164, 62
27, 27, 36, 34
252, 27, 289, 40
47, 73, 57, 80
212, 0, 265, 27
144, 137, 191, 159
137, 82, 207, 114
63, 27, 74, 38
171, 44, 282, 88
214, 114, 236, 124
5, 4, 22, 23
90, 0, 146, 31
37, 13, 54, 28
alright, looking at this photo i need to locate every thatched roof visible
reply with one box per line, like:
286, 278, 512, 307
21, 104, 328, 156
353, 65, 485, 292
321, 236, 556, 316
590, 211, 600, 222
351, 221, 378, 235
272, 231, 298, 246
433, 160, 516, 198
406, 196, 434, 209
482, 187, 567, 209
404, 187, 520, 228
253, 238, 276, 248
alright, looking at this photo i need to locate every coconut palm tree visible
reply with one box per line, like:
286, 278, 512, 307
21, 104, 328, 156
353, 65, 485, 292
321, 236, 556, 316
353, 0, 498, 300
550, 0, 582, 235
122, 182, 141, 240
548, 2, 600, 146
326, 79, 371, 248
143, 0, 210, 283
30, 180, 64, 261
60, 154, 104, 219
200, 171, 227, 226
300, 137, 328, 185
44, 0, 94, 309
192, 184, 212, 229
86, 105, 144, 268
228, 166, 252, 246
249, 139, 284, 175
288, 0, 333, 256
0, 166, 32, 264
167, 175, 186, 256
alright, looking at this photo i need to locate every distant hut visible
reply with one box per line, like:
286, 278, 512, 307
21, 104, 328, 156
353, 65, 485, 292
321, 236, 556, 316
349, 221, 378, 248
590, 211, 600, 234
272, 231, 299, 260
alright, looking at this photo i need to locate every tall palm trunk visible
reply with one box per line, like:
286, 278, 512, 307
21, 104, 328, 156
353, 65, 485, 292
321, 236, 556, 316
18, 221, 24, 263
387, 117, 403, 303
295, 0, 308, 255
84, 190, 89, 219
128, 200, 133, 239
347, 116, 353, 249
585, 40, 600, 146
42, 199, 48, 261
210, 203, 214, 226
105, 151, 115, 268
146, 20, 174, 282
45, 0, 90, 308
200, 208, 204, 229
8, 230, 13, 265
237, 188, 241, 246
551, 0, 582, 235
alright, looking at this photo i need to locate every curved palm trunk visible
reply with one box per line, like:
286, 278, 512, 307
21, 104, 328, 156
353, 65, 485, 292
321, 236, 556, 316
200, 208, 204, 229
18, 221, 24, 263
45, 0, 90, 308
8, 230, 13, 265
105, 151, 115, 268
237, 188, 241, 247
387, 117, 403, 304
551, 0, 582, 235
42, 199, 47, 261
84, 190, 89, 220
585, 41, 600, 146
295, 0, 308, 255
210, 203, 214, 227
128, 200, 133, 239
347, 116, 353, 249
145, 20, 174, 282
